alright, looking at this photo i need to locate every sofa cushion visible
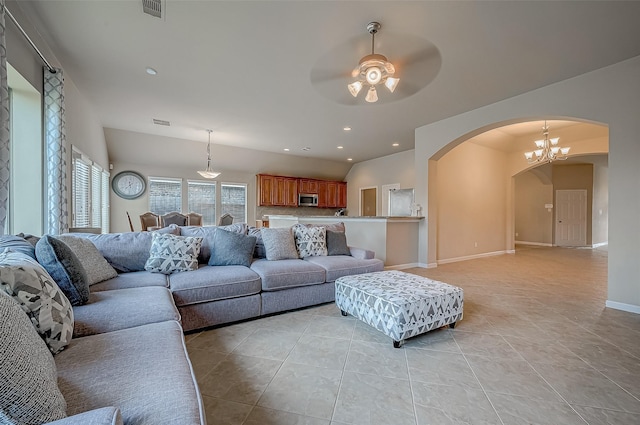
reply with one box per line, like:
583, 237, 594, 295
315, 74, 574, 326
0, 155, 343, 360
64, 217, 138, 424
250, 258, 326, 291
293, 224, 327, 258
58, 235, 118, 285
72, 287, 180, 337
0, 292, 67, 423
208, 228, 256, 267
144, 233, 203, 274
326, 230, 351, 256
0, 250, 74, 354
304, 255, 385, 282
16, 232, 40, 247
55, 321, 205, 425
48, 407, 122, 425
180, 224, 247, 263
170, 264, 261, 306
76, 232, 154, 272
261, 227, 298, 260
91, 271, 168, 292
0, 235, 36, 259
36, 235, 90, 306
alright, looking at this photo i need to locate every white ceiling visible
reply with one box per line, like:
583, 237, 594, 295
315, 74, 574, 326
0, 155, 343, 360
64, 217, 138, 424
16, 1, 640, 164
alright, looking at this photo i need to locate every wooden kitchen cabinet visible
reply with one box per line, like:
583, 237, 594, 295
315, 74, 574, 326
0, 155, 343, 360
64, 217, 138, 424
257, 174, 298, 206
317, 181, 328, 208
298, 179, 319, 194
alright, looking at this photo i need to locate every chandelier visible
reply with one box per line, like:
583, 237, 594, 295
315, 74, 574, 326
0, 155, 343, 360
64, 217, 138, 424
347, 22, 399, 103
524, 121, 570, 163
198, 130, 221, 179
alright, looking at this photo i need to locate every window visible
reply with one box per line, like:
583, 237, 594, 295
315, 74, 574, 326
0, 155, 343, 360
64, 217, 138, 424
71, 148, 110, 232
149, 177, 182, 216
188, 181, 216, 225
221, 183, 247, 223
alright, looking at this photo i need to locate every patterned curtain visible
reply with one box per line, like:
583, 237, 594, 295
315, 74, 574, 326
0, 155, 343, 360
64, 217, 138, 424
0, 0, 10, 235
44, 68, 68, 235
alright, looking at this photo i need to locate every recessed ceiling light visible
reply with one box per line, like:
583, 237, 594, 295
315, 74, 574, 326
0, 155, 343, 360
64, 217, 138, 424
392, 142, 399, 147
347, 158, 353, 161
302, 147, 311, 151
145, 67, 158, 75
343, 126, 351, 131
337, 146, 344, 149
283, 148, 290, 152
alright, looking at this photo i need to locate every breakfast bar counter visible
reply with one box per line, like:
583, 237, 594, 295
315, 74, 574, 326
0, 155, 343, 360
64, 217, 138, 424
267, 215, 423, 268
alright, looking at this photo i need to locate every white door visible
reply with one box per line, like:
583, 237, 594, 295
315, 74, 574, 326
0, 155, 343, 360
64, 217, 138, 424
555, 189, 587, 246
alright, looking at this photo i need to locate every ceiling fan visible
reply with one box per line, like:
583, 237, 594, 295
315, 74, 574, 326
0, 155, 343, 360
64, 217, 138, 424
310, 22, 441, 105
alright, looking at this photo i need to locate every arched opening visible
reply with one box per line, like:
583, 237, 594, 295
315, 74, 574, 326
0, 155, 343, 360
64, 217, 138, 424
428, 118, 608, 264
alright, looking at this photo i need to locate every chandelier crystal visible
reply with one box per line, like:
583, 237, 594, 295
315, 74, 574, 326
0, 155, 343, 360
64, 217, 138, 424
198, 130, 221, 179
348, 22, 399, 103
524, 121, 570, 163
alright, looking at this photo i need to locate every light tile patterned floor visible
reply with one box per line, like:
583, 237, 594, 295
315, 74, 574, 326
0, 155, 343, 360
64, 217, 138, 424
186, 246, 640, 425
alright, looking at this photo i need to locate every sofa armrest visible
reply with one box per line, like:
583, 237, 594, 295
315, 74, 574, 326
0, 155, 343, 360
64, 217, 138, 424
47, 407, 122, 425
348, 246, 375, 260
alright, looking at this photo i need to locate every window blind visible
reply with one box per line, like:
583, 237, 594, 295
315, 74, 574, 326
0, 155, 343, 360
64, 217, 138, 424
188, 181, 216, 225
149, 177, 182, 216
221, 183, 247, 223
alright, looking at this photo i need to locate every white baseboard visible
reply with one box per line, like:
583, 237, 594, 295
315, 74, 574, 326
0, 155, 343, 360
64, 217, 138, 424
506, 249, 515, 254
592, 242, 608, 248
384, 263, 421, 271
515, 241, 553, 247
425, 262, 438, 269
606, 300, 640, 315
437, 250, 507, 265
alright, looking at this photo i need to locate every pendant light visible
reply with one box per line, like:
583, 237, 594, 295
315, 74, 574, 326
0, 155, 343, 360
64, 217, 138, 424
198, 130, 221, 179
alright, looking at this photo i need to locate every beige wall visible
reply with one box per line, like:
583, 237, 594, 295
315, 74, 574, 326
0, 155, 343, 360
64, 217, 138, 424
345, 149, 415, 216
552, 164, 594, 245
592, 161, 609, 245
436, 142, 508, 261
416, 55, 640, 311
514, 172, 554, 245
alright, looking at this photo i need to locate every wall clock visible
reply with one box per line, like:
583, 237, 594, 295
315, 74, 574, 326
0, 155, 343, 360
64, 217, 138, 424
111, 171, 146, 200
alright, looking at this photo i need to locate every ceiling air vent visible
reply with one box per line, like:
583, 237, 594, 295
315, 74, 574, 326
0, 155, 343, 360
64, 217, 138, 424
152, 118, 170, 126
142, 0, 162, 18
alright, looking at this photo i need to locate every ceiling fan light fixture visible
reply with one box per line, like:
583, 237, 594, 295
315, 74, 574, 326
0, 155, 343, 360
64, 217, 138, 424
348, 81, 363, 97
365, 86, 378, 103
348, 22, 399, 103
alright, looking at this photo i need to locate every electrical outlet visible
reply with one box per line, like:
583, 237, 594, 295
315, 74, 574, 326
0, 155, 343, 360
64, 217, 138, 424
474, 242, 478, 248
515, 232, 519, 237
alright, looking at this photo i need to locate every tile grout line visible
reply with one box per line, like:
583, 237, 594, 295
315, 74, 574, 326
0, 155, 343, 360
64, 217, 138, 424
329, 314, 355, 424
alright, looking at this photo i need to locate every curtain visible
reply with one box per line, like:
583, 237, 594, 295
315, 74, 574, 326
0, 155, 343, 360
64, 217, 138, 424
0, 0, 10, 235
44, 67, 68, 235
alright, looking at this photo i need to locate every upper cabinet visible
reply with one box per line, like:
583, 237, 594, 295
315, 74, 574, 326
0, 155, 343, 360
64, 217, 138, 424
258, 174, 346, 208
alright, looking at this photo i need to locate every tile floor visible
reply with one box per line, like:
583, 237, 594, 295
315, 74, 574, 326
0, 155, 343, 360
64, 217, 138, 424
186, 246, 640, 424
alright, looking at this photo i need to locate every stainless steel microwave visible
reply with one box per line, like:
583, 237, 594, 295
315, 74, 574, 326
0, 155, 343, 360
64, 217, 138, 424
298, 193, 318, 207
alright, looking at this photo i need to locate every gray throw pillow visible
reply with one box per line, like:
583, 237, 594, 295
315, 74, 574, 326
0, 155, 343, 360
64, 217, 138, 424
260, 227, 299, 261
0, 292, 67, 423
326, 230, 351, 256
144, 233, 203, 274
35, 235, 90, 306
76, 231, 154, 272
0, 235, 36, 260
208, 228, 257, 267
57, 235, 118, 285
181, 223, 248, 263
0, 250, 74, 354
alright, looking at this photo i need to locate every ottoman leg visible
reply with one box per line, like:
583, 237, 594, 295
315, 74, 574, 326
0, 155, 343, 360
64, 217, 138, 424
340, 310, 348, 317
449, 322, 457, 329
393, 340, 403, 348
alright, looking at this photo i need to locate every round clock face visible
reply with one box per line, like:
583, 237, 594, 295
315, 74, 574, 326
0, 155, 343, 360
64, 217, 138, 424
112, 171, 146, 200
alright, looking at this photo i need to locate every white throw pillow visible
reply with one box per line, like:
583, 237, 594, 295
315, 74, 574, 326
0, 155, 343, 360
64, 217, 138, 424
144, 233, 203, 274
0, 250, 74, 354
293, 224, 328, 258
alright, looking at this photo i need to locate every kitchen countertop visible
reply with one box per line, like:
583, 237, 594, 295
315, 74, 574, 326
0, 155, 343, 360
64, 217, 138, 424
266, 215, 424, 221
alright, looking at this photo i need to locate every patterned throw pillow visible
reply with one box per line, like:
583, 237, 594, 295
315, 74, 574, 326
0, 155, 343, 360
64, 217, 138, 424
293, 224, 328, 258
57, 235, 118, 285
35, 235, 90, 306
144, 233, 203, 274
0, 250, 74, 354
0, 292, 67, 423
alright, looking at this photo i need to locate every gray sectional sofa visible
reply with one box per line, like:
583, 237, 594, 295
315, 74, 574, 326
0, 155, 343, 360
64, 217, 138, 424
0, 223, 383, 425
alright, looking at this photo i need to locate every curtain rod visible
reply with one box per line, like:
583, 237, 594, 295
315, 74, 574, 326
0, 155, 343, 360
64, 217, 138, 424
3, 5, 56, 73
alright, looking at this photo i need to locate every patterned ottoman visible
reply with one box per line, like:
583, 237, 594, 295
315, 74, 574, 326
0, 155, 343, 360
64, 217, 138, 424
335, 270, 464, 348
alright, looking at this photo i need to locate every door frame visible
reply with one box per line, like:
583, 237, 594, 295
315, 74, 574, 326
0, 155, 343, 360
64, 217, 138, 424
359, 186, 378, 217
